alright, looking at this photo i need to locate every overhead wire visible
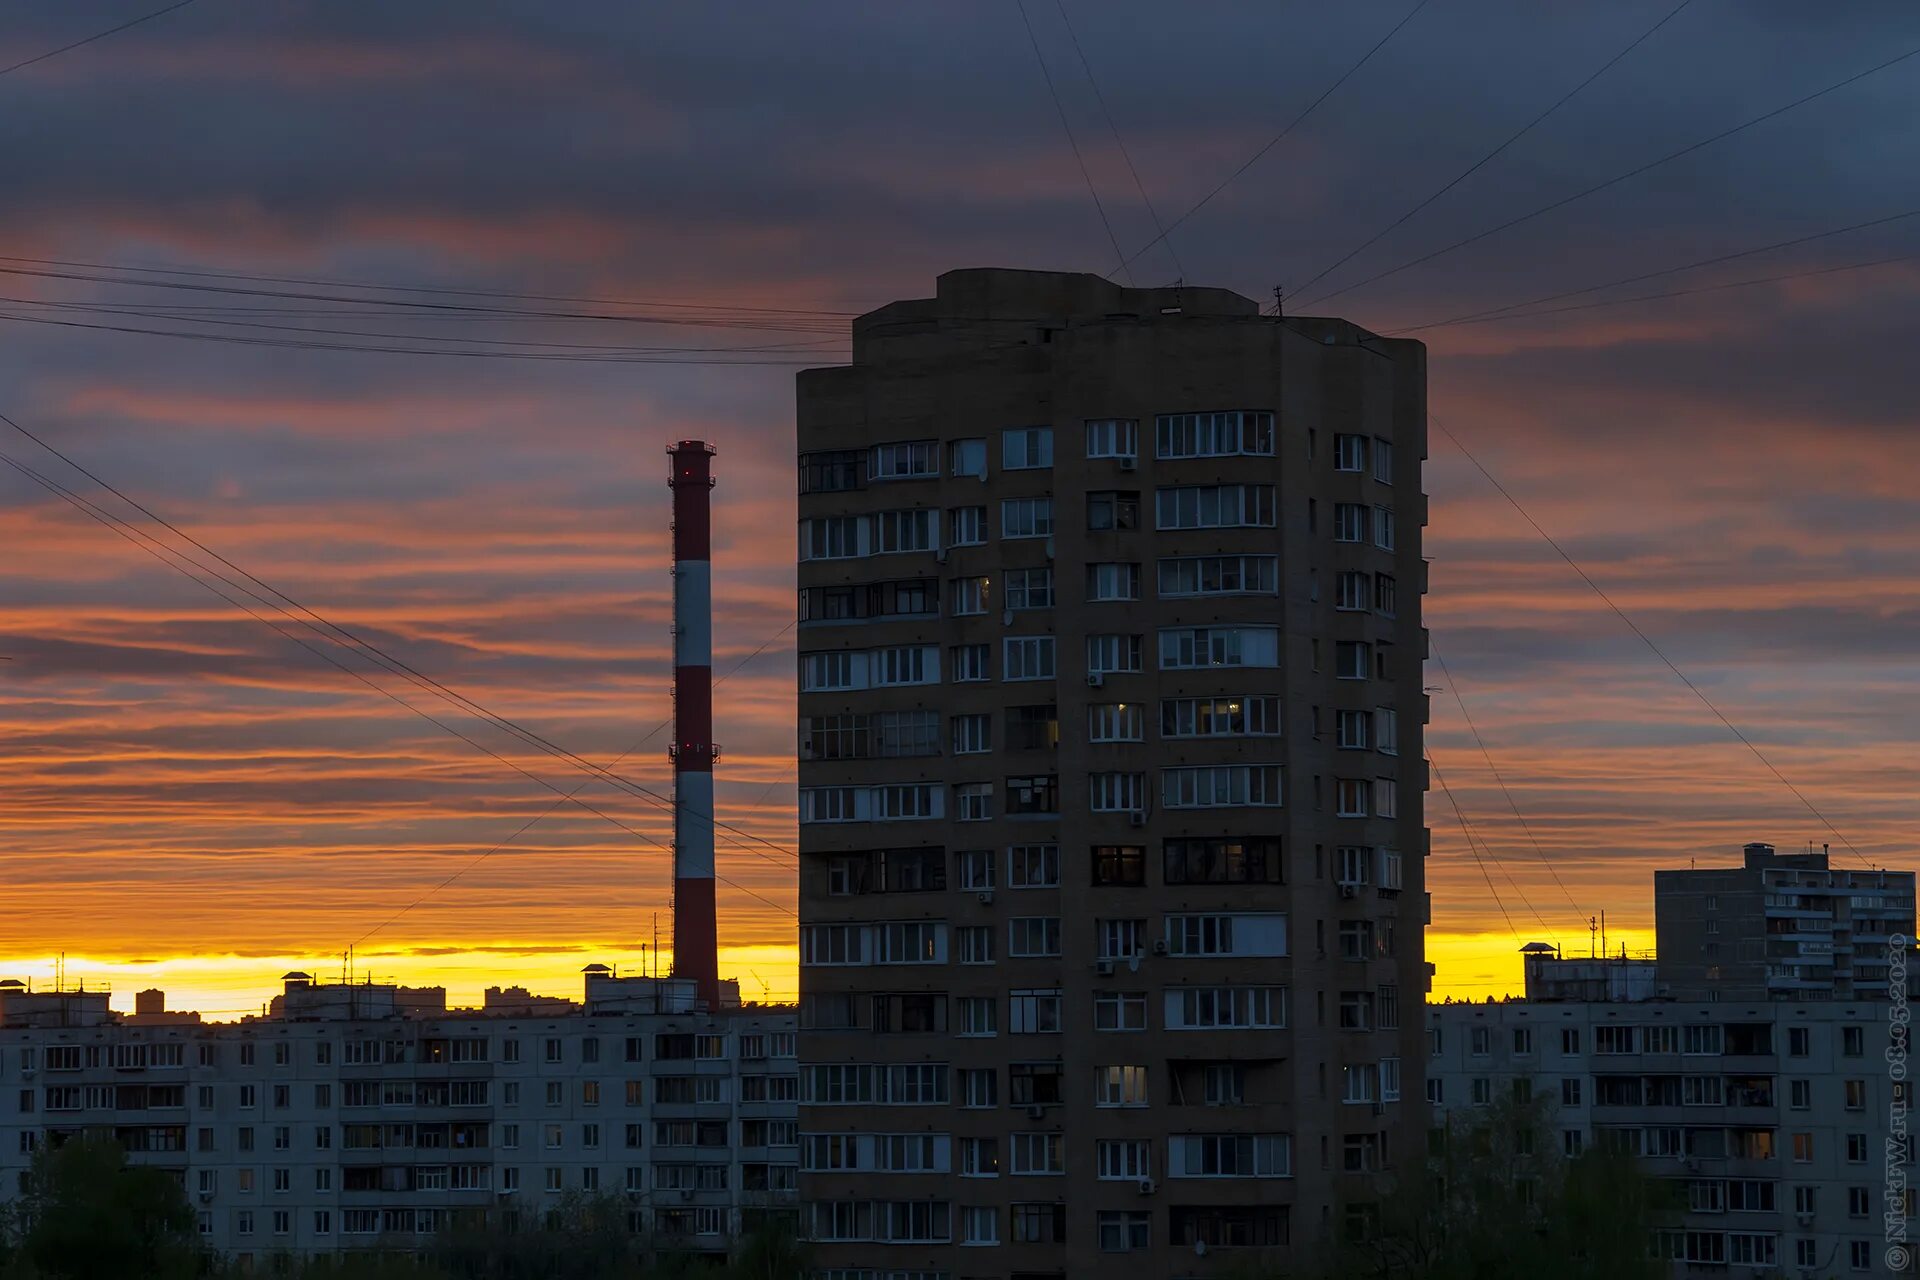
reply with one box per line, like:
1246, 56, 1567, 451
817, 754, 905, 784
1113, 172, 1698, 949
1429, 411, 1874, 867
1014, 0, 1133, 283
0, 446, 800, 923
1389, 205, 1920, 333
1290, 0, 1695, 300
1296, 38, 1920, 308
1052, 0, 1184, 283
0, 0, 198, 78
1426, 753, 1524, 944
1429, 638, 1586, 925
0, 411, 809, 875
1114, 0, 1434, 277
346, 620, 798, 950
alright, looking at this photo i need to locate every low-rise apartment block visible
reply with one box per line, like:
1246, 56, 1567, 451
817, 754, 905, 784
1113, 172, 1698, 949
1428, 998, 1913, 1276
0, 970, 798, 1265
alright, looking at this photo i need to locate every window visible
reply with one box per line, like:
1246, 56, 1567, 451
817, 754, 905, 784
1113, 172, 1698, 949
1337, 709, 1370, 750
957, 849, 995, 890
1334, 434, 1368, 471
1086, 562, 1140, 601
1095, 992, 1147, 1031
962, 1205, 998, 1246
961, 1068, 997, 1109
951, 642, 989, 682
1336, 641, 1371, 680
1009, 917, 1062, 957
1158, 554, 1278, 597
950, 575, 988, 616
1002, 426, 1053, 470
1000, 842, 1058, 888
1204, 1064, 1245, 1105
1089, 771, 1145, 813
1792, 1132, 1813, 1162
1373, 438, 1395, 483
1003, 636, 1056, 681
1842, 1025, 1864, 1056
1086, 490, 1140, 531
1087, 633, 1143, 674
1160, 694, 1282, 739
1098, 1210, 1152, 1252
954, 782, 993, 822
950, 437, 987, 478
1336, 570, 1371, 611
1001, 497, 1054, 539
1165, 838, 1283, 884
1375, 573, 1397, 616
1374, 505, 1396, 550
1162, 764, 1283, 808
1159, 625, 1279, 669
960, 1135, 999, 1176
1000, 567, 1053, 613
1844, 1079, 1866, 1109
949, 505, 986, 546
957, 996, 997, 1037
950, 712, 992, 755
1011, 1201, 1066, 1244
799, 449, 863, 493
1097, 1138, 1151, 1179
1334, 502, 1368, 541
1088, 702, 1145, 742
1098, 919, 1145, 959
870, 440, 936, 480
1010, 1131, 1065, 1174
1094, 1065, 1149, 1107
1155, 411, 1274, 459
1093, 844, 1145, 886
1085, 418, 1138, 459
1005, 775, 1058, 815
1155, 483, 1275, 529
1169, 986, 1287, 1029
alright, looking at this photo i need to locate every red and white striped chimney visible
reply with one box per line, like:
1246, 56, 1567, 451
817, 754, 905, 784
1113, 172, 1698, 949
668, 440, 719, 1009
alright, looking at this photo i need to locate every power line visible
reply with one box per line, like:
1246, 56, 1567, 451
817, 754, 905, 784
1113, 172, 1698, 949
1052, 0, 1183, 283
0, 448, 800, 923
1, 0, 198, 78
1, 412, 808, 873
1427, 753, 1523, 944
0, 311, 839, 365
0, 252, 860, 317
1430, 412, 1874, 868
1429, 638, 1587, 925
347, 621, 797, 949
1298, 38, 1920, 309
1390, 206, 1920, 333
1115, 0, 1434, 277
1290, 0, 1694, 300
1014, 0, 1132, 283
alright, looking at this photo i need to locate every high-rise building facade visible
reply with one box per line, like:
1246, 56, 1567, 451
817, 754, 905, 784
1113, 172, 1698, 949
1656, 843, 1915, 1001
794, 269, 1428, 1277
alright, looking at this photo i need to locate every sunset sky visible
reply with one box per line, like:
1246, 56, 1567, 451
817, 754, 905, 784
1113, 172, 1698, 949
1, 2, 1915, 1016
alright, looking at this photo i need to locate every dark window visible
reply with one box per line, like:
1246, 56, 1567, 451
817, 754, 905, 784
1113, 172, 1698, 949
1005, 775, 1059, 816
1087, 490, 1140, 531
1163, 838, 1284, 884
1011, 1202, 1067, 1244
1009, 1063, 1064, 1106
870, 994, 946, 1034
1093, 846, 1145, 886
1005, 705, 1059, 751
798, 450, 864, 494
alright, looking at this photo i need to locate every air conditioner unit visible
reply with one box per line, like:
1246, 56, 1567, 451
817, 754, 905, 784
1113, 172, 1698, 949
977, 890, 994, 906
1794, 1212, 1813, 1227
1025, 1104, 1045, 1120
1136, 1178, 1155, 1195
680, 1189, 694, 1202
1094, 960, 1115, 977
934, 547, 948, 563
1151, 940, 1168, 956
1339, 885, 1358, 900
197, 1191, 213, 1204
1118, 456, 1137, 472
1086, 672, 1105, 688
1127, 812, 1147, 828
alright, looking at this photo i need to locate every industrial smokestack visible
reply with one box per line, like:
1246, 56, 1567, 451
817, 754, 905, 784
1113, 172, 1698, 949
668, 441, 719, 1009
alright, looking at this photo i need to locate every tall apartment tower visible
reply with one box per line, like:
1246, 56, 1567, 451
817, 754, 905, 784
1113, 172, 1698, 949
794, 268, 1428, 1277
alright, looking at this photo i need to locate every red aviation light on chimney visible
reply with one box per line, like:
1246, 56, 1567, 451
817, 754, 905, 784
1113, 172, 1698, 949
667, 440, 719, 1010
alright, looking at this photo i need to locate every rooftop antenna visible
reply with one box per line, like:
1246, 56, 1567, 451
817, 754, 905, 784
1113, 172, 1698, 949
1589, 916, 1597, 959
1272, 284, 1283, 318
749, 971, 771, 1002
